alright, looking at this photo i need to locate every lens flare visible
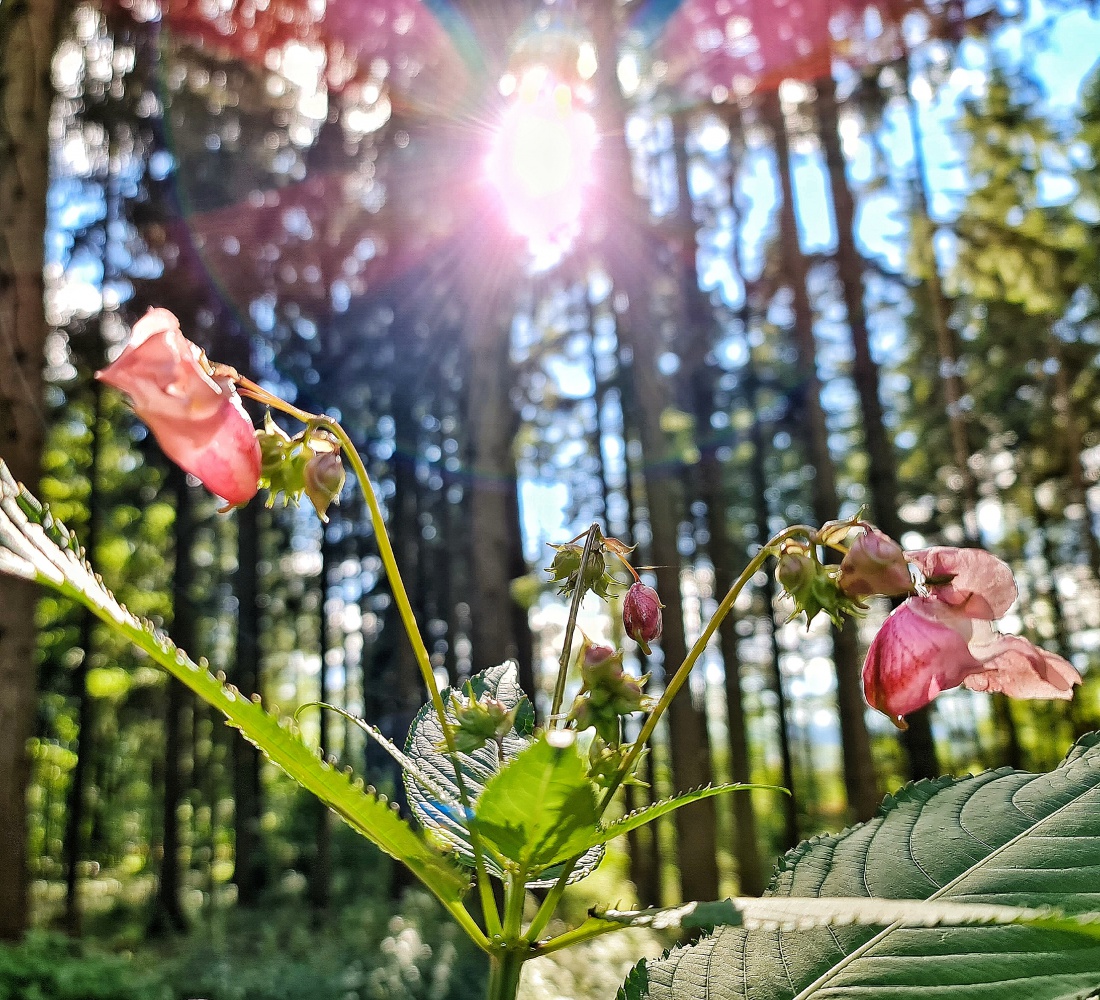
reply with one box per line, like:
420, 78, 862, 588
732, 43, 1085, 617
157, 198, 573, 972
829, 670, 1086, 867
487, 67, 596, 256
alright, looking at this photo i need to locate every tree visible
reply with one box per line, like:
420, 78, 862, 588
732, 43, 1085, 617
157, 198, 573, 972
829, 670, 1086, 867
0, 0, 68, 942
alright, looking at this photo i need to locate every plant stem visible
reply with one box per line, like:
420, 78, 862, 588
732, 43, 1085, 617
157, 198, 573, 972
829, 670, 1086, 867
599, 524, 810, 812
523, 865, 571, 944
486, 949, 526, 1000
237, 381, 503, 937
326, 416, 504, 937
549, 523, 602, 725
533, 915, 623, 956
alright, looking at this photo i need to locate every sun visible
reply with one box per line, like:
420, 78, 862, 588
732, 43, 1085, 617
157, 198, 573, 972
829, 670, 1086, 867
487, 66, 596, 256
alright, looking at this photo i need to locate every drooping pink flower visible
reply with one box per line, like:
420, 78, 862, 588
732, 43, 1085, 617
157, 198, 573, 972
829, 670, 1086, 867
96, 309, 261, 506
862, 550, 1080, 727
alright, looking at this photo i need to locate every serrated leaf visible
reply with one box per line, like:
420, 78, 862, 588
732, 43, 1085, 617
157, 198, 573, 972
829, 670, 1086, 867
473, 736, 601, 875
595, 897, 1100, 934
594, 783, 772, 848
401, 665, 602, 886
630, 734, 1100, 999
0, 464, 468, 903
403, 662, 533, 876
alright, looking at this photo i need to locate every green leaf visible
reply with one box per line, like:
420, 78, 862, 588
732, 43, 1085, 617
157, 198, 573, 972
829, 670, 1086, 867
594, 783, 773, 848
595, 898, 1100, 935
0, 463, 468, 904
473, 734, 601, 875
627, 734, 1100, 999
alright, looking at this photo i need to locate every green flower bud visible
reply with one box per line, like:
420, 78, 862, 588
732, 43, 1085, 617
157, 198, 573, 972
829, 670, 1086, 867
303, 452, 345, 523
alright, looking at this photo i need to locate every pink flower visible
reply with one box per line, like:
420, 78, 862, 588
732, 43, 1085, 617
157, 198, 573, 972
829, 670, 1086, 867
862, 548, 1080, 728
96, 309, 261, 506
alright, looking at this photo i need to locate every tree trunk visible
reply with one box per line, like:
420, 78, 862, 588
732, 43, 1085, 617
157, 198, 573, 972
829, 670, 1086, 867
233, 501, 265, 905
64, 379, 104, 935
590, 2, 720, 903
311, 525, 332, 917
670, 111, 764, 895
0, 0, 65, 941
814, 78, 939, 780
148, 470, 193, 936
765, 89, 879, 822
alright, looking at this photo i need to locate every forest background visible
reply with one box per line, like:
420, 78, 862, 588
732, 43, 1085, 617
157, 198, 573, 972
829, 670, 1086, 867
2, 0, 1100, 997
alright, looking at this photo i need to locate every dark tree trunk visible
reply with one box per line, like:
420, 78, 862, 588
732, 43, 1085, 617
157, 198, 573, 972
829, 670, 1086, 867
591, 2, 720, 903
233, 501, 265, 905
765, 90, 879, 823
311, 526, 333, 917
0, 0, 65, 942
744, 361, 801, 853
814, 78, 939, 781
670, 111, 764, 895
148, 470, 193, 936
64, 379, 104, 935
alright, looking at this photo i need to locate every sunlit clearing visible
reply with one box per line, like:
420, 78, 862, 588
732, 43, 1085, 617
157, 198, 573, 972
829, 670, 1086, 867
487, 67, 596, 260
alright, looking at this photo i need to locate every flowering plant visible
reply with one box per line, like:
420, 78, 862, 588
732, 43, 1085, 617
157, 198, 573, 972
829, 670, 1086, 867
4, 311, 1100, 1000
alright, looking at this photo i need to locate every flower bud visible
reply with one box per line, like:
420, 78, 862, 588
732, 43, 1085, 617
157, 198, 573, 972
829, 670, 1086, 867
303, 452, 345, 522
623, 583, 663, 654
838, 527, 913, 598
776, 552, 815, 596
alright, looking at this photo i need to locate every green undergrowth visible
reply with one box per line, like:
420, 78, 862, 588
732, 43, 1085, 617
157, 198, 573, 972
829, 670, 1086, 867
0, 891, 487, 1000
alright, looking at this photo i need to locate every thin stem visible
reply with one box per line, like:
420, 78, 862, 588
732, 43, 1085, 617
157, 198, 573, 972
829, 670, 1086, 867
523, 865, 572, 944
238, 380, 503, 937
533, 916, 623, 957
325, 416, 504, 937
549, 523, 602, 725
599, 525, 811, 812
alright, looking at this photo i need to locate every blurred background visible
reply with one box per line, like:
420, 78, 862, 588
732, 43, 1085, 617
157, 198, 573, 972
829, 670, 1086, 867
4, 0, 1100, 996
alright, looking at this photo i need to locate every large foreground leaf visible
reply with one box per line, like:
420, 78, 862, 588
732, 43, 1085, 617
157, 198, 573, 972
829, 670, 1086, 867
0, 463, 468, 904
622, 734, 1100, 1000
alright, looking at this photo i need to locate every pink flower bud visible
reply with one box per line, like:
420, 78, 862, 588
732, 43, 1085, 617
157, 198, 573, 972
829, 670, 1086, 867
623, 583, 662, 653
583, 643, 616, 666
96, 310, 261, 507
303, 451, 345, 522
838, 527, 913, 598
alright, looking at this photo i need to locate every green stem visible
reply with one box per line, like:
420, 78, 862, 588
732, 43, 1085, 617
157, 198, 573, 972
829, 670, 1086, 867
549, 523, 602, 725
486, 949, 526, 1000
599, 525, 810, 813
326, 417, 504, 937
523, 865, 572, 944
533, 916, 624, 957
239, 383, 503, 938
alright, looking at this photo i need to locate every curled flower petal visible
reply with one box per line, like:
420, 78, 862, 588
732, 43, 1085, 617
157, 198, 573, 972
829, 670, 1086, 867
906, 547, 1016, 619
97, 309, 261, 506
862, 598, 983, 726
962, 629, 1081, 700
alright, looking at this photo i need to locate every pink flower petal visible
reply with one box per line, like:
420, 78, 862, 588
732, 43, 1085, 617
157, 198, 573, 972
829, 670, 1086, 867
962, 634, 1081, 701
906, 547, 1017, 619
862, 598, 984, 725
